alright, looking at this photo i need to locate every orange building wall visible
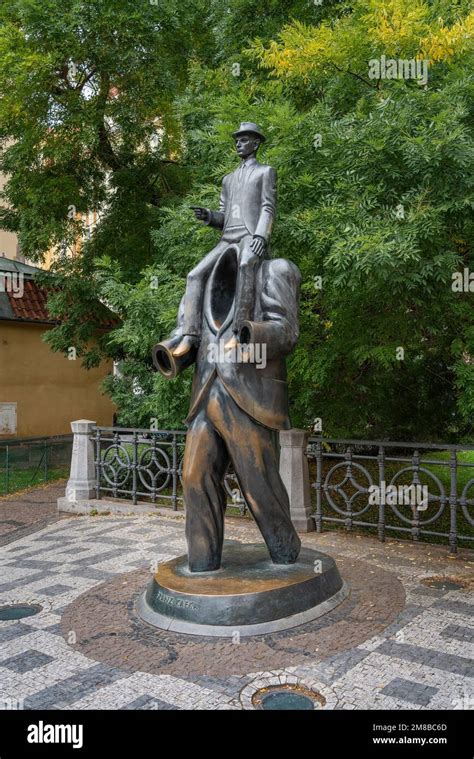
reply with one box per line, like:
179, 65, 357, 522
0, 171, 20, 261
0, 321, 115, 438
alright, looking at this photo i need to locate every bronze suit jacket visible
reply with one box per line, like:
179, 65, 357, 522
206, 158, 277, 241
171, 248, 300, 430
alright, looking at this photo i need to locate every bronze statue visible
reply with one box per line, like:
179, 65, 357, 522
153, 122, 302, 572
173, 122, 276, 357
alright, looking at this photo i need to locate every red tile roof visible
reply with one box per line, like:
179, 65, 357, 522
0, 265, 117, 328
7, 277, 52, 322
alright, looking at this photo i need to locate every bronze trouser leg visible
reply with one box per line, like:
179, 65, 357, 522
231, 240, 260, 335
212, 379, 301, 563
182, 399, 229, 571
182, 241, 228, 336
182, 377, 301, 571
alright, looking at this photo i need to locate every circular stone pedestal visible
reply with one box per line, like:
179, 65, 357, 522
136, 542, 349, 637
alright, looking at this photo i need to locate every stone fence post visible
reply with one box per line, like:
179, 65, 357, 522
59, 420, 314, 530
64, 420, 97, 502
279, 428, 314, 533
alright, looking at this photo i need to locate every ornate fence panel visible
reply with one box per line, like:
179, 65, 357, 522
307, 437, 474, 553
92, 427, 246, 513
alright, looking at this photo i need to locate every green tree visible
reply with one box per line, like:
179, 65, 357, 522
0, 0, 208, 358
2, 0, 474, 440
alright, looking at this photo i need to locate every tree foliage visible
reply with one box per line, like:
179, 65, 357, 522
1, 0, 473, 440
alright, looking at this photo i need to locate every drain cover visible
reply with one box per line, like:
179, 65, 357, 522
421, 577, 467, 591
0, 604, 42, 621
252, 684, 325, 710
261, 691, 314, 710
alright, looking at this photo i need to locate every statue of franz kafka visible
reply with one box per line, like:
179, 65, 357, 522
153, 122, 302, 572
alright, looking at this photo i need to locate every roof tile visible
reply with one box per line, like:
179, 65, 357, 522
7, 277, 52, 322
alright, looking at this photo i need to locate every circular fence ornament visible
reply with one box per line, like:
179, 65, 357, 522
387, 467, 446, 526
137, 445, 171, 493
323, 460, 374, 518
101, 444, 131, 489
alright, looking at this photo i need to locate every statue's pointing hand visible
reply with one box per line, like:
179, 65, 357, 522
190, 206, 210, 223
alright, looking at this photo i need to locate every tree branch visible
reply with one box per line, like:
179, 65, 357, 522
76, 67, 97, 92
329, 62, 377, 89
95, 72, 122, 172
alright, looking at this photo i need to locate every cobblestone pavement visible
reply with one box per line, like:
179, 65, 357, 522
0, 507, 473, 711
0, 482, 67, 545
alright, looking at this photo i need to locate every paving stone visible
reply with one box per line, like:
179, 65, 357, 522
56, 547, 89, 554
6, 559, 63, 569
24, 664, 125, 709
0, 623, 36, 644
120, 695, 178, 710
0, 571, 53, 593
30, 535, 75, 543
70, 549, 126, 566
440, 624, 474, 644
432, 599, 474, 617
37, 584, 74, 596
86, 537, 131, 547
1, 485, 473, 712
376, 641, 474, 677
381, 677, 438, 706
1, 649, 54, 673
70, 568, 117, 581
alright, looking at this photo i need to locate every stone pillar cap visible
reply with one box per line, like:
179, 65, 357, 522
70, 420, 97, 432
279, 428, 309, 446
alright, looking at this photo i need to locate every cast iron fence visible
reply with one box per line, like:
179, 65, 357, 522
307, 437, 474, 553
93, 426, 247, 513
91, 427, 474, 551
0, 436, 73, 496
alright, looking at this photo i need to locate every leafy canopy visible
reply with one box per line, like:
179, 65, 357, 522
1, 0, 473, 440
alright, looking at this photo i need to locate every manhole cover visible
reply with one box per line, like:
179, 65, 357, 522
0, 604, 42, 621
252, 684, 325, 710
421, 577, 467, 591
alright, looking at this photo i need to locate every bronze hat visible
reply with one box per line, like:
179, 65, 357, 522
232, 122, 266, 142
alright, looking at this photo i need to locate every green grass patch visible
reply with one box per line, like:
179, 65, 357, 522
0, 466, 69, 496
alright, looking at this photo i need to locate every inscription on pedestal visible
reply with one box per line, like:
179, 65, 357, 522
156, 591, 196, 610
